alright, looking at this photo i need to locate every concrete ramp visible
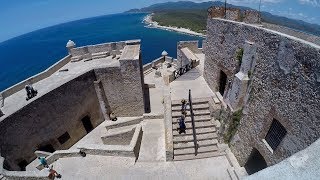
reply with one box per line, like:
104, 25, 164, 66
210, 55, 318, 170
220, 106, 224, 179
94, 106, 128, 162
137, 119, 166, 162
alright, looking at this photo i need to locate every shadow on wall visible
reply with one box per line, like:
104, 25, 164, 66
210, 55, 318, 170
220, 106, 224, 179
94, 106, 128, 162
244, 148, 267, 175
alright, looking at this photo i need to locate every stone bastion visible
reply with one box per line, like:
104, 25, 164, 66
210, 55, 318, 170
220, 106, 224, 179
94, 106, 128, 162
0, 40, 145, 170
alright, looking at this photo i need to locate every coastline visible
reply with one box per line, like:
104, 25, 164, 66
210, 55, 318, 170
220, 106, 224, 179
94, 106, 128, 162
143, 14, 206, 38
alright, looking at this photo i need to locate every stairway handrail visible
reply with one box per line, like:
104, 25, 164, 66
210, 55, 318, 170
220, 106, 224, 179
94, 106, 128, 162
188, 89, 198, 155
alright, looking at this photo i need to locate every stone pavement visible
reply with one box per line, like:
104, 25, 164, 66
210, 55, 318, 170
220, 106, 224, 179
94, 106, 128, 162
50, 155, 233, 180
170, 68, 215, 101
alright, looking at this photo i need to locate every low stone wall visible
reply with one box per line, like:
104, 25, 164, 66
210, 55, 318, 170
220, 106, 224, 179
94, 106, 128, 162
163, 87, 173, 161
0, 55, 71, 100
70, 41, 126, 57
177, 41, 201, 68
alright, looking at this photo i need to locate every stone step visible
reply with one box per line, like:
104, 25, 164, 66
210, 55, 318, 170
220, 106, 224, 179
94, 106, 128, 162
171, 99, 209, 106
227, 168, 238, 180
173, 121, 215, 130
174, 145, 218, 155
171, 103, 209, 111
174, 139, 218, 149
172, 110, 210, 118
172, 115, 211, 124
173, 150, 225, 161
173, 126, 216, 136
173, 133, 218, 143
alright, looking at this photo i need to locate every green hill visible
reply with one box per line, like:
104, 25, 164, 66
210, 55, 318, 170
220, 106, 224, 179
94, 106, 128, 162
127, 1, 320, 37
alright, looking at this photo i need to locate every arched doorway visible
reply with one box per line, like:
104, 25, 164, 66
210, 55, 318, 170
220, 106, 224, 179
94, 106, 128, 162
219, 70, 227, 96
244, 148, 267, 175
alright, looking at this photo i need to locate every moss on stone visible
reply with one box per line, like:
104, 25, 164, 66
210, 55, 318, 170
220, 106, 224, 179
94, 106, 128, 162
224, 109, 243, 144
236, 48, 244, 66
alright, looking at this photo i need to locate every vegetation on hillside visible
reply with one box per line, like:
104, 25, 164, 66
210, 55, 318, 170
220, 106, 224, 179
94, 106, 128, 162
128, 1, 320, 37
152, 10, 207, 33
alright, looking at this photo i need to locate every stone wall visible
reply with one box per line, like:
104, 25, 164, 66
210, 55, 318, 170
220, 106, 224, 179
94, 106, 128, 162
204, 18, 320, 167
177, 41, 201, 68
207, 6, 260, 24
226, 8, 241, 21
94, 44, 145, 117
70, 41, 126, 57
243, 10, 260, 24
0, 71, 103, 170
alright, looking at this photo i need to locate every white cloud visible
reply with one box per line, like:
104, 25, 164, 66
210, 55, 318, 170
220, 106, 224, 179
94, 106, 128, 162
298, 0, 320, 7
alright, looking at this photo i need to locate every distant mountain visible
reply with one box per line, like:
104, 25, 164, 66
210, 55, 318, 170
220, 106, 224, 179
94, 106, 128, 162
126, 1, 320, 37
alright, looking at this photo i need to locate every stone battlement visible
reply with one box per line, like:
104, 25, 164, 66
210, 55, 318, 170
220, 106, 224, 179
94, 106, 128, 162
208, 6, 261, 24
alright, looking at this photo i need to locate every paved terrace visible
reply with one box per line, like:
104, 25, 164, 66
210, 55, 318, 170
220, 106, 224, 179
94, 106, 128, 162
23, 54, 245, 179
0, 47, 125, 121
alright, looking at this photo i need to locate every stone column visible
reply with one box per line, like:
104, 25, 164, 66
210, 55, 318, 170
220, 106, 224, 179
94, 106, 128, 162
228, 41, 257, 111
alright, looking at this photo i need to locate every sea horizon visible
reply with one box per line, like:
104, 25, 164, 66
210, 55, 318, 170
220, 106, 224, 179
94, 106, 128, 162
0, 13, 203, 91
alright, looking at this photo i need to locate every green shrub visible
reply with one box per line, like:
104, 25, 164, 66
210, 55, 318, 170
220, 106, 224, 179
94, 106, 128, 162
236, 48, 244, 66
224, 109, 243, 144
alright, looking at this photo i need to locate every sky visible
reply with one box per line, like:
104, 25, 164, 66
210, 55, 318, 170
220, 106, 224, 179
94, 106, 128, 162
0, 0, 319, 42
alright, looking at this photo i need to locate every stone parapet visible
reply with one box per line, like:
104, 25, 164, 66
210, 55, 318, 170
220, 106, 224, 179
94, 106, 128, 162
208, 6, 260, 24
0, 55, 71, 100
243, 10, 260, 24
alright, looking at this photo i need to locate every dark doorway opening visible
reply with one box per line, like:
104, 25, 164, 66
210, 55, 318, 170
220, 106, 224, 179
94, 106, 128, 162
38, 144, 55, 153
219, 70, 227, 96
144, 85, 151, 113
244, 148, 267, 175
81, 115, 93, 133
17, 160, 28, 171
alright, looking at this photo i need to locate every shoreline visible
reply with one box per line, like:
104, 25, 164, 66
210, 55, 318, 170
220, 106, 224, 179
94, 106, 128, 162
142, 14, 206, 38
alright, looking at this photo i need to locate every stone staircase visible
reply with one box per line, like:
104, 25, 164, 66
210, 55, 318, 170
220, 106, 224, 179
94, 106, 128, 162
171, 98, 220, 161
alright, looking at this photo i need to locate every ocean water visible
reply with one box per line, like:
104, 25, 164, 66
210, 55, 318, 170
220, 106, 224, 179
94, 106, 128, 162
0, 13, 203, 91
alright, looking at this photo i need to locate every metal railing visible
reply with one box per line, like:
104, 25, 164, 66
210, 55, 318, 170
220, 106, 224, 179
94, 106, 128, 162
188, 89, 198, 155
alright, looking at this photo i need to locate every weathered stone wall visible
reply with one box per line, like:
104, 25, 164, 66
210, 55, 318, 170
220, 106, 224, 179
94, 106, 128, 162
0, 71, 103, 170
226, 8, 240, 21
94, 44, 145, 117
70, 41, 126, 57
243, 10, 260, 24
204, 18, 320, 166
177, 41, 201, 68
0, 55, 71, 99
208, 6, 225, 18
207, 6, 260, 24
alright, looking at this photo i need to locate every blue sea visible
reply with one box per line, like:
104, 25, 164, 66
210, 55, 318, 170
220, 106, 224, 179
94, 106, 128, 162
0, 13, 203, 91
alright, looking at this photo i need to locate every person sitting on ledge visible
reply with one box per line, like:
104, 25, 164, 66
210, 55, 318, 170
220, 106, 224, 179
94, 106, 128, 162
25, 84, 38, 101
38, 156, 49, 168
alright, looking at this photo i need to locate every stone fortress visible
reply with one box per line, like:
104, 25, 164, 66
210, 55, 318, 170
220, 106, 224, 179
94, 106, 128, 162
0, 6, 319, 180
